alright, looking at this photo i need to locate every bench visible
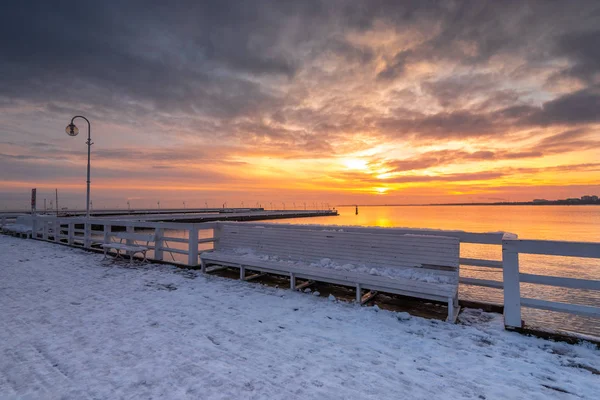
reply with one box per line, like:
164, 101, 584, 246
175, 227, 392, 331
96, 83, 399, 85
1, 216, 33, 238
101, 232, 155, 264
200, 224, 461, 322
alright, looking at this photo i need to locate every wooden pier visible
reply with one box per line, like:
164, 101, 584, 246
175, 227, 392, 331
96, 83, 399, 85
93, 209, 338, 223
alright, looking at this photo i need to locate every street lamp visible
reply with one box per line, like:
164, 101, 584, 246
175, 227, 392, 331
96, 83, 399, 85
65, 115, 92, 218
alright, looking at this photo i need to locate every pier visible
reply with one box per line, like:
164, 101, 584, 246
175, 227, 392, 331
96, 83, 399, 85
6, 215, 596, 337
2, 210, 600, 339
91, 209, 338, 223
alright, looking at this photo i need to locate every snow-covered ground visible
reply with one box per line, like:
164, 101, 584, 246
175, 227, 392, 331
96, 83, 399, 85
1, 236, 599, 400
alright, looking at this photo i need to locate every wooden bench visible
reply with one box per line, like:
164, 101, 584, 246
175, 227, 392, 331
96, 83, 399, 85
201, 224, 461, 322
1, 216, 33, 238
101, 232, 155, 264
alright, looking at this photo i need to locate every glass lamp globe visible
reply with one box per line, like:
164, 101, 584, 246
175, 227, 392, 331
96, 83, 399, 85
65, 123, 79, 136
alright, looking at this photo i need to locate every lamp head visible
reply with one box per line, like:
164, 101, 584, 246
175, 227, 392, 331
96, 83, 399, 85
65, 123, 79, 136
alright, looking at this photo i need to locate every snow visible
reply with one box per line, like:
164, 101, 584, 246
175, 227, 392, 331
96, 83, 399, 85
226, 248, 456, 285
1, 235, 599, 400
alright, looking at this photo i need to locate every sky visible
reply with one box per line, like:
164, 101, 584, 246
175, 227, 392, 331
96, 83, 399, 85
1, 0, 599, 210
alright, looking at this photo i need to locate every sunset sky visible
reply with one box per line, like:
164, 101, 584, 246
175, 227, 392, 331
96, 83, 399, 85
1, 0, 599, 210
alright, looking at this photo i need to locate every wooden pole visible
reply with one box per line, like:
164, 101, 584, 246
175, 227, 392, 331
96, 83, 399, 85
502, 238, 522, 328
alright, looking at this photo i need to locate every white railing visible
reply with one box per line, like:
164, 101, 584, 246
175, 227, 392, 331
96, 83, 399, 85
502, 238, 600, 328
30, 216, 219, 266
24, 218, 600, 330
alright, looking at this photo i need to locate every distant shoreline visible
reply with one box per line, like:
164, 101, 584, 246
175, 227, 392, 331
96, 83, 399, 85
338, 202, 600, 207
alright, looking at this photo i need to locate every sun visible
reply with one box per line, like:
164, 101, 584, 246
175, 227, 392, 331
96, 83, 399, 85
343, 158, 368, 170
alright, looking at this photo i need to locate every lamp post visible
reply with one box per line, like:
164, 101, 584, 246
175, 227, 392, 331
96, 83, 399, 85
65, 116, 92, 218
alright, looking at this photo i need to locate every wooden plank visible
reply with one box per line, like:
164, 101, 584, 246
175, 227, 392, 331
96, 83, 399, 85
460, 258, 502, 268
502, 246, 522, 328
162, 237, 189, 243
360, 291, 378, 305
204, 265, 229, 273
460, 277, 503, 289
519, 273, 600, 291
294, 280, 314, 291
159, 247, 188, 255
223, 227, 462, 248
244, 272, 268, 282
521, 298, 600, 318
505, 239, 600, 259
221, 221, 507, 244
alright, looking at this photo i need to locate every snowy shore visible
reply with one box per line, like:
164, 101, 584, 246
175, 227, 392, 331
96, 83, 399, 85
1, 235, 599, 399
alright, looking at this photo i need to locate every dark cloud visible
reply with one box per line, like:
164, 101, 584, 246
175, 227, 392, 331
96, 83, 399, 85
554, 29, 600, 83
532, 86, 600, 125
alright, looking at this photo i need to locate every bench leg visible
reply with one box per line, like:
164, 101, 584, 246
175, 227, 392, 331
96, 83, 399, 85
239, 265, 245, 280
290, 273, 296, 290
355, 283, 362, 304
200, 259, 206, 273
447, 295, 461, 323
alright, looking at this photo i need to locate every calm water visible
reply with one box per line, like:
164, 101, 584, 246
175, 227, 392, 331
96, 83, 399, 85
272, 205, 600, 338
161, 205, 600, 337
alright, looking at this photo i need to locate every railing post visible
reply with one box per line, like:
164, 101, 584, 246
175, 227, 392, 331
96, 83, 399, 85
84, 220, 91, 248
502, 237, 522, 329
31, 216, 37, 239
213, 222, 222, 251
54, 220, 61, 243
103, 224, 111, 245
155, 227, 164, 261
68, 223, 74, 245
126, 225, 134, 246
188, 227, 199, 266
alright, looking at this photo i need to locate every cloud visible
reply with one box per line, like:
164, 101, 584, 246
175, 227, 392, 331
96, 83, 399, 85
554, 29, 600, 83
1, 0, 600, 206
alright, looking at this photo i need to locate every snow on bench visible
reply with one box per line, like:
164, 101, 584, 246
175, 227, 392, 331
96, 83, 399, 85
200, 224, 461, 322
101, 232, 155, 264
1, 216, 33, 238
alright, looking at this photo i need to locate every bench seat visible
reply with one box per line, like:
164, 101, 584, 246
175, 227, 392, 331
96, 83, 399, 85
202, 251, 458, 301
